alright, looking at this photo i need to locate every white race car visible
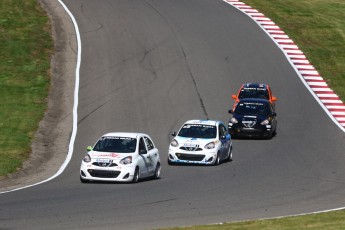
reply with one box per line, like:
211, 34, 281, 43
168, 120, 233, 165
80, 132, 161, 183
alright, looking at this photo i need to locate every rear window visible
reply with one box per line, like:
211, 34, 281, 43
238, 87, 269, 100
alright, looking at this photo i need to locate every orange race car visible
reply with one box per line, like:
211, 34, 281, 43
231, 83, 277, 109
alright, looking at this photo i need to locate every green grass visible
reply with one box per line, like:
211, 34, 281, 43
240, 0, 345, 102
0, 0, 53, 176
1, 0, 345, 228
162, 209, 345, 230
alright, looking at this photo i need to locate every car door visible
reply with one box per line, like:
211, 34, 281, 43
269, 103, 278, 130
144, 136, 158, 174
138, 137, 150, 177
219, 124, 231, 160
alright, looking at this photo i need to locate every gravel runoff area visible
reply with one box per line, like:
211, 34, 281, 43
0, 0, 76, 192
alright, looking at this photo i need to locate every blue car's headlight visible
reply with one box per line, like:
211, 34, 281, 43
170, 139, 179, 147
204, 141, 215, 149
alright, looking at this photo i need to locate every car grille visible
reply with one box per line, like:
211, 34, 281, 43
88, 169, 120, 178
242, 118, 257, 128
179, 147, 203, 151
176, 153, 205, 161
92, 162, 118, 167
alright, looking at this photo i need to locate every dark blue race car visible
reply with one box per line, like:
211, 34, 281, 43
228, 98, 277, 139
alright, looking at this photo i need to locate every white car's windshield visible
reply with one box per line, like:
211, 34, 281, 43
178, 124, 216, 139
93, 137, 137, 153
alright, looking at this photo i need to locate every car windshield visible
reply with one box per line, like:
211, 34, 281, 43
238, 87, 269, 100
93, 137, 137, 153
235, 102, 270, 117
178, 124, 217, 139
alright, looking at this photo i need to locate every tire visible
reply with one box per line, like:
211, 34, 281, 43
273, 124, 277, 136
214, 153, 220, 166
225, 146, 233, 162
132, 167, 140, 183
168, 158, 174, 165
152, 162, 161, 179
80, 176, 89, 183
266, 131, 273, 140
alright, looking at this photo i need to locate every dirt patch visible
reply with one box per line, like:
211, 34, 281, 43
0, 0, 76, 192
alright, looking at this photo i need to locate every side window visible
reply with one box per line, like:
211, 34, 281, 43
219, 124, 228, 137
218, 125, 224, 137
144, 137, 154, 151
269, 87, 273, 98
269, 104, 274, 113
139, 138, 147, 154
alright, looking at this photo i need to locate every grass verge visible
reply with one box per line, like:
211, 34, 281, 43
0, 0, 53, 176
162, 209, 345, 230
241, 0, 345, 102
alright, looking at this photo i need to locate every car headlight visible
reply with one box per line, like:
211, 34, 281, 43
230, 117, 238, 124
204, 141, 215, 149
261, 119, 270, 125
83, 154, 91, 163
120, 156, 132, 165
170, 139, 179, 147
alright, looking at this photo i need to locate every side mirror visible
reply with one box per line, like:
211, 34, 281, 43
272, 96, 277, 101
228, 109, 233, 114
139, 149, 147, 155
86, 146, 93, 151
172, 132, 177, 137
231, 95, 237, 100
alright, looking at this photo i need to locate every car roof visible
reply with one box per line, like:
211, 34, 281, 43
102, 132, 145, 138
183, 119, 220, 126
242, 83, 268, 89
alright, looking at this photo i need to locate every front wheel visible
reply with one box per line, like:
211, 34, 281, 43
225, 146, 233, 162
213, 153, 220, 166
80, 176, 89, 183
168, 158, 175, 165
152, 162, 161, 179
132, 167, 140, 183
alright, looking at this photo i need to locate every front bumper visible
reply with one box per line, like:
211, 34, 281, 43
228, 124, 272, 137
80, 162, 136, 182
168, 147, 217, 165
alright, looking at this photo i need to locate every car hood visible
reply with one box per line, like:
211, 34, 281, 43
175, 137, 217, 147
88, 151, 132, 160
234, 114, 268, 123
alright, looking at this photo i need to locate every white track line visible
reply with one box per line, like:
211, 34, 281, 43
223, 0, 345, 216
0, 0, 80, 194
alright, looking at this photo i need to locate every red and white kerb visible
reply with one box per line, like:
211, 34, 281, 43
224, 0, 345, 131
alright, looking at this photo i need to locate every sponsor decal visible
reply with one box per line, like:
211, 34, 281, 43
242, 87, 266, 91
242, 120, 256, 128
94, 153, 120, 158
184, 143, 198, 148
183, 124, 214, 129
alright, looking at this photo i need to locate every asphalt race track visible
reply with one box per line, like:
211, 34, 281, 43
1, 0, 345, 229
